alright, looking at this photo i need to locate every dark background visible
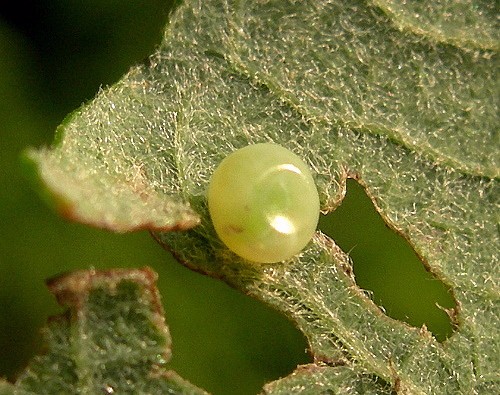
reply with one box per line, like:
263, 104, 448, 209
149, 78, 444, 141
0, 1, 455, 394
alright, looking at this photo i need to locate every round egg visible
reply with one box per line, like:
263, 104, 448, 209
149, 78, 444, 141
208, 143, 320, 263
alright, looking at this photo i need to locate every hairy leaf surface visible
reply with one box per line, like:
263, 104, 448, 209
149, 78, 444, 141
4, 269, 206, 395
26, 0, 499, 393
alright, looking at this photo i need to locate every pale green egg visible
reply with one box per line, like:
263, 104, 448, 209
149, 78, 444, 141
208, 143, 320, 263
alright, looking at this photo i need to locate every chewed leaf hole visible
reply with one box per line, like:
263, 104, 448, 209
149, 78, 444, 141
319, 180, 457, 342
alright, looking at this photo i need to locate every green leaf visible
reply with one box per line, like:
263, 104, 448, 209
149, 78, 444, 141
0, 381, 15, 395
10, 268, 207, 395
261, 364, 391, 394
26, 0, 498, 393
372, 0, 499, 51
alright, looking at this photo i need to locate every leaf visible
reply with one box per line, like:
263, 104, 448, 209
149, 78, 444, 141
8, 268, 207, 395
372, 0, 499, 51
0, 381, 14, 395
26, 0, 498, 393
261, 364, 391, 394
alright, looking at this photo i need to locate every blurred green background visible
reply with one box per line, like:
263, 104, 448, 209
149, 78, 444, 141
0, 1, 455, 394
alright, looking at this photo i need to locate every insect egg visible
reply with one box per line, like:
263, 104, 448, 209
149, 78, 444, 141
208, 143, 320, 263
